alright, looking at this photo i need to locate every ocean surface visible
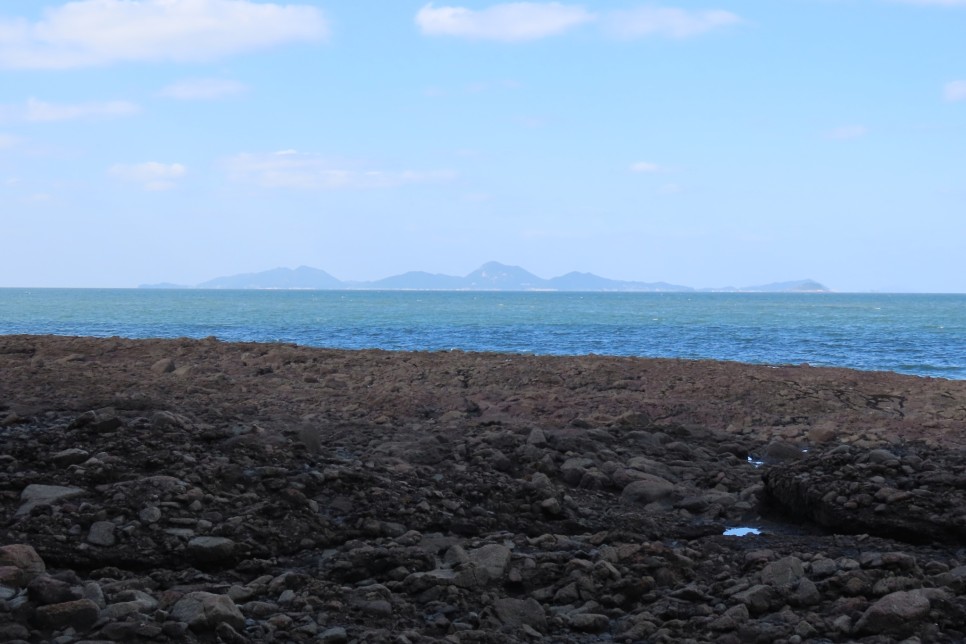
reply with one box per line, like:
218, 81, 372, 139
1, 289, 964, 379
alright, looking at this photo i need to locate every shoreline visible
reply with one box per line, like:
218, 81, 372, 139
3, 334, 966, 642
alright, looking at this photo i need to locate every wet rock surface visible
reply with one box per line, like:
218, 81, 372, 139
1, 334, 966, 642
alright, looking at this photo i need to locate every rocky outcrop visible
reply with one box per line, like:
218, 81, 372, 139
762, 444, 966, 544
1, 334, 966, 642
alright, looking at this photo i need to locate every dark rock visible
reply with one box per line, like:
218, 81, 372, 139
32, 598, 100, 631
169, 591, 245, 632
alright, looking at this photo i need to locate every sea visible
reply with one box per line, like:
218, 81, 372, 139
1, 289, 964, 380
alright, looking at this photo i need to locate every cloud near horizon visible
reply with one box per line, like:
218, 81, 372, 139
225, 150, 457, 190
0, 0, 328, 70
0, 98, 139, 123
416, 3, 740, 41
160, 78, 249, 100
109, 162, 187, 191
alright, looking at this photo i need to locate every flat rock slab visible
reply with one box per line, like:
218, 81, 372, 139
16, 485, 85, 517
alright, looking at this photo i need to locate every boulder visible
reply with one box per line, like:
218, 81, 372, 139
620, 475, 676, 505
0, 544, 46, 584
188, 536, 237, 563
87, 520, 116, 546
169, 591, 245, 632
855, 590, 930, 635
16, 484, 85, 517
33, 598, 100, 631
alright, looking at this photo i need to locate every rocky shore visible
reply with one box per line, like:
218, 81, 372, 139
2, 334, 966, 643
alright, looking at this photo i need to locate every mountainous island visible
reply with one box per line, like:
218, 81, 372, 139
140, 261, 830, 293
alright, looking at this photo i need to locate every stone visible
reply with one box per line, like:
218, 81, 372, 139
468, 543, 511, 580
321, 626, 349, 643
32, 598, 100, 631
0, 623, 30, 641
490, 597, 547, 631
569, 613, 609, 632
760, 556, 805, 587
733, 584, 780, 615
28, 574, 80, 605
0, 544, 46, 584
87, 520, 117, 546
855, 590, 931, 635
620, 475, 676, 505
51, 448, 90, 466
762, 440, 805, 465
152, 357, 176, 374
139, 505, 162, 524
15, 484, 85, 517
169, 591, 245, 632
188, 536, 236, 562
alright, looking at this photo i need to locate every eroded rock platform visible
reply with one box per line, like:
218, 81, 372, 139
2, 334, 966, 643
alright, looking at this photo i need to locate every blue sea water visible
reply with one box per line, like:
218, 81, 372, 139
1, 289, 964, 379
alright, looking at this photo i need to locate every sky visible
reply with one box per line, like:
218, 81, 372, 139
0, 0, 964, 292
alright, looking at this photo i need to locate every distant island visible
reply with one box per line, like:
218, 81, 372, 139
139, 261, 830, 293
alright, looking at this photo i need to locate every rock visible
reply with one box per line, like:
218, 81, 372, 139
87, 520, 117, 546
188, 536, 236, 562
526, 428, 548, 446
855, 590, 931, 635
760, 556, 805, 587
761, 440, 805, 464
620, 475, 676, 505
0, 623, 30, 641
27, 574, 80, 605
733, 584, 781, 615
569, 613, 609, 632
0, 544, 46, 584
152, 357, 176, 374
15, 484, 85, 517
490, 597, 547, 631
139, 505, 162, 523
321, 626, 349, 643
32, 598, 100, 631
468, 544, 512, 580
169, 591, 245, 632
51, 447, 90, 466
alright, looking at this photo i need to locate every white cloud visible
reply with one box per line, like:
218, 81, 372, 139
0, 133, 18, 149
0, 0, 328, 70
225, 150, 457, 190
109, 162, 187, 191
160, 78, 248, 100
826, 125, 869, 140
0, 98, 140, 123
630, 161, 662, 173
415, 3, 741, 41
416, 2, 595, 41
944, 80, 966, 102
603, 7, 741, 39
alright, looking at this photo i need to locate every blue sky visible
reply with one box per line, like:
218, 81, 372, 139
1, 0, 964, 292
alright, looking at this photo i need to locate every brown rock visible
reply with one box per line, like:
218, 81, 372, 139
0, 544, 46, 585
33, 598, 100, 631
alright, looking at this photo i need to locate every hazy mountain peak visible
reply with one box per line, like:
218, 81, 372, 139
145, 263, 829, 293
